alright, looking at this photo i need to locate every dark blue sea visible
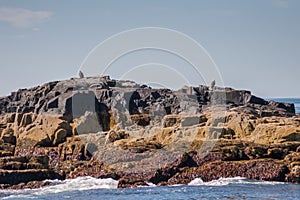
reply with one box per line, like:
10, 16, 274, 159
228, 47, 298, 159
1, 98, 299, 200
0, 177, 299, 200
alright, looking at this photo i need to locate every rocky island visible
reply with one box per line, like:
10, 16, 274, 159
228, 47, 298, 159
0, 76, 299, 189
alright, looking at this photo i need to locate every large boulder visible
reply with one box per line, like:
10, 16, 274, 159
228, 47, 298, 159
0, 127, 16, 145
17, 115, 72, 148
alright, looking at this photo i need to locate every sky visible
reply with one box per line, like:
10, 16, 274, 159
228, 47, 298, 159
0, 0, 299, 98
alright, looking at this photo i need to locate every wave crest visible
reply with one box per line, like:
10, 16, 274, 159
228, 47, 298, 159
1, 176, 118, 199
188, 177, 287, 186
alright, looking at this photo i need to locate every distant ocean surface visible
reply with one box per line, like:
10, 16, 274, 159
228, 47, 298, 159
268, 98, 300, 114
1, 176, 300, 200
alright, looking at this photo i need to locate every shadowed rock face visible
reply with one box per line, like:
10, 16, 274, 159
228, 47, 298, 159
0, 76, 295, 118
0, 76, 299, 188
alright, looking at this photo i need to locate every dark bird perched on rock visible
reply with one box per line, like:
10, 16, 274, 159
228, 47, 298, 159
79, 70, 84, 78
210, 80, 216, 90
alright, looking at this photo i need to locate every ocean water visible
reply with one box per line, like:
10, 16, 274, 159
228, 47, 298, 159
268, 98, 300, 114
0, 177, 299, 200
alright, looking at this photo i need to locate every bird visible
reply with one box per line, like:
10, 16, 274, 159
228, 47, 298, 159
210, 80, 216, 90
78, 70, 84, 78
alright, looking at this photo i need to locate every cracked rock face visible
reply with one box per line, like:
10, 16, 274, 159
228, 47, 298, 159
0, 76, 299, 188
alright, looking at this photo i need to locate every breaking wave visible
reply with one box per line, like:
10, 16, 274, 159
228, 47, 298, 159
0, 176, 291, 199
188, 176, 287, 186
0, 176, 118, 199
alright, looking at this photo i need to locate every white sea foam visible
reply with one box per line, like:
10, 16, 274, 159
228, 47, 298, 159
1, 176, 118, 199
188, 176, 287, 186
188, 177, 204, 185
145, 182, 157, 187
135, 182, 158, 188
0, 176, 289, 199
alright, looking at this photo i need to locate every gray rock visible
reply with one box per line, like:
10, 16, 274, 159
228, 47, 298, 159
0, 75, 295, 130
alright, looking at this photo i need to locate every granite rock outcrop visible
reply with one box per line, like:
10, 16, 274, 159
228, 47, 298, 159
0, 76, 299, 188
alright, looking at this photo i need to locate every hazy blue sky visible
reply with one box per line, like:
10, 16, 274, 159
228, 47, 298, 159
0, 0, 299, 98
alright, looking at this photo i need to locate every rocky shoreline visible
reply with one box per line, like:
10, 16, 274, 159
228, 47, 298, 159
0, 76, 299, 189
